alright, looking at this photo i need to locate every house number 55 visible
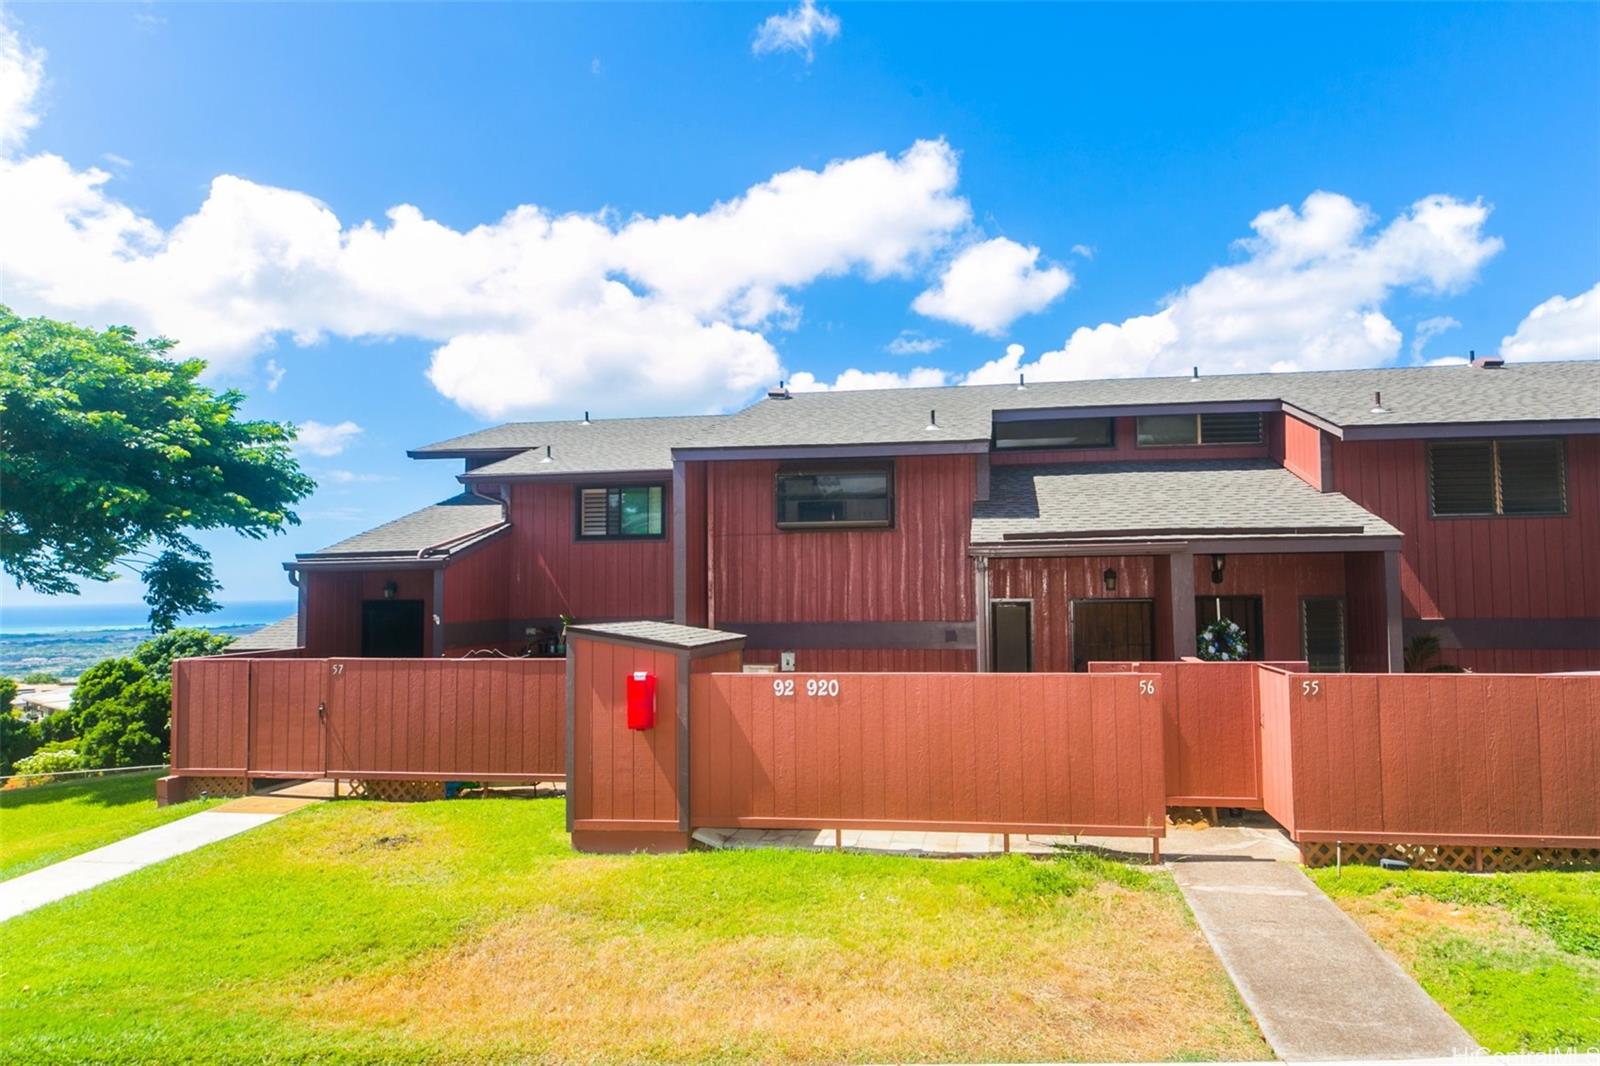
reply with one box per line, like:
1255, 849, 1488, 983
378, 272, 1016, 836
1301, 680, 1320, 696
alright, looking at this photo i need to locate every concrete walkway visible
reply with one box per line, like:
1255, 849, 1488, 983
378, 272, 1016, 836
1171, 858, 1480, 1060
0, 794, 312, 923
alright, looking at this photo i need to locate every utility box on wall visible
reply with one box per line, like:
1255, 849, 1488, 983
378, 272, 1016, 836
626, 670, 656, 730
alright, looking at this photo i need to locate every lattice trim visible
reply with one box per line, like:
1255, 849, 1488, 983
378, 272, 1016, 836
1301, 840, 1600, 873
184, 776, 248, 799
345, 779, 446, 803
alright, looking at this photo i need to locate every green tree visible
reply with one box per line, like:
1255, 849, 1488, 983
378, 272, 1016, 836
0, 677, 44, 775
79, 675, 170, 768
132, 627, 235, 681
0, 307, 315, 630
20, 671, 62, 684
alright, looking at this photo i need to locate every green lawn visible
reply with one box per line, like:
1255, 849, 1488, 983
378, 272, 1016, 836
0, 797, 1267, 1064
0, 769, 219, 880
1312, 865, 1600, 1053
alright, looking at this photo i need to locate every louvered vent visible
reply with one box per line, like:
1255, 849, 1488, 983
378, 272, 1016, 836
1429, 438, 1565, 516
579, 488, 610, 536
1199, 412, 1263, 444
1301, 598, 1346, 673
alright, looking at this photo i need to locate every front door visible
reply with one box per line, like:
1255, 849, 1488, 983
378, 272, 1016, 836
1070, 599, 1154, 671
990, 601, 1032, 672
361, 600, 425, 658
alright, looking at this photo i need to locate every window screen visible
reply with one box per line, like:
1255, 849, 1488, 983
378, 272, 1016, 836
775, 466, 893, 529
576, 485, 664, 538
1136, 414, 1198, 446
1302, 598, 1346, 672
993, 417, 1114, 450
1428, 438, 1565, 517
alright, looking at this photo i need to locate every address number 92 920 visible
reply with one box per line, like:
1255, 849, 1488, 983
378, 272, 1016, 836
772, 678, 840, 698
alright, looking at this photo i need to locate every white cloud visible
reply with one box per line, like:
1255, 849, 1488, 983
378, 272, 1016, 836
752, 0, 840, 63
319, 468, 395, 484
1409, 315, 1460, 361
886, 330, 943, 356
788, 366, 950, 392
263, 357, 285, 391
294, 420, 363, 457
0, 21, 978, 421
964, 191, 1502, 384
100, 151, 131, 168
1500, 282, 1600, 362
0, 15, 44, 152
1070, 244, 1094, 259
913, 237, 1072, 336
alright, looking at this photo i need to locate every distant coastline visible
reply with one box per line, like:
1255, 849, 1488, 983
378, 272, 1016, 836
0, 601, 296, 678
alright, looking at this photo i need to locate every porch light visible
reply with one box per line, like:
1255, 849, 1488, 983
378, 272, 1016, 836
383, 581, 398, 600
1211, 554, 1226, 585
1102, 567, 1117, 592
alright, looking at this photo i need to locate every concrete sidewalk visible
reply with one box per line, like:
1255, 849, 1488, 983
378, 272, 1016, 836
1171, 858, 1480, 1061
0, 798, 306, 923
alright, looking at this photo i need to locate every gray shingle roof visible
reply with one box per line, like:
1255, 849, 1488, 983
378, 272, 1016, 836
567, 620, 747, 649
413, 414, 728, 468
300, 493, 507, 559
972, 460, 1402, 544
229, 615, 300, 652
682, 361, 1600, 451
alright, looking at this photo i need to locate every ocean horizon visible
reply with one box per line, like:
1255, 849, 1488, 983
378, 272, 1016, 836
0, 599, 298, 637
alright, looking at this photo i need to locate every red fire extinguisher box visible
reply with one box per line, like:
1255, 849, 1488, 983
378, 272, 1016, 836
626, 670, 656, 730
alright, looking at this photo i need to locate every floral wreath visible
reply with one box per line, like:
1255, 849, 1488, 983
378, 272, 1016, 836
1197, 617, 1249, 662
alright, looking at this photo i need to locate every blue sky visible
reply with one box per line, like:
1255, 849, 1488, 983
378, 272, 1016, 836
1, 2, 1597, 609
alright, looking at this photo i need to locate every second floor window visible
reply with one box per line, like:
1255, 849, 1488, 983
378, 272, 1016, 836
576, 485, 665, 539
1136, 412, 1263, 446
775, 464, 893, 529
993, 416, 1114, 451
1428, 438, 1566, 517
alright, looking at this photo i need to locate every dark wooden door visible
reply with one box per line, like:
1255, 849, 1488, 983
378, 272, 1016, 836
361, 600, 425, 658
990, 601, 1032, 672
1070, 599, 1154, 671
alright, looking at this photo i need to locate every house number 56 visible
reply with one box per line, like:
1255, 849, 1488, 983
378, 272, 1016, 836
1138, 680, 1156, 696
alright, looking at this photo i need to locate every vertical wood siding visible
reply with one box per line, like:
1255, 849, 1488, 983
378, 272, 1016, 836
302, 569, 435, 657
1332, 435, 1600, 631
508, 482, 674, 622
687, 671, 1166, 837
1343, 552, 1389, 672
1194, 552, 1347, 662
741, 648, 975, 672
682, 463, 709, 627
1257, 666, 1296, 830
1279, 413, 1326, 489
568, 636, 682, 829
442, 536, 512, 629
987, 555, 1162, 672
1263, 670, 1600, 845
989, 415, 1276, 467
708, 454, 976, 624
170, 657, 566, 780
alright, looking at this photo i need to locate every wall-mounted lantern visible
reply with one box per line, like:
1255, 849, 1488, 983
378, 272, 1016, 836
383, 580, 398, 600
1102, 567, 1117, 592
1210, 555, 1226, 586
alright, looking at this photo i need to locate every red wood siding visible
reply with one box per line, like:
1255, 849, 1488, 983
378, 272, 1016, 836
742, 648, 975, 672
987, 555, 1164, 672
1261, 670, 1600, 846
708, 454, 975, 624
302, 569, 434, 657
682, 463, 709, 627
1344, 552, 1388, 672
1333, 435, 1600, 624
990, 414, 1276, 467
569, 635, 682, 829
1279, 413, 1325, 490
1195, 552, 1347, 663
443, 536, 511, 626
507, 482, 674, 622
688, 671, 1166, 838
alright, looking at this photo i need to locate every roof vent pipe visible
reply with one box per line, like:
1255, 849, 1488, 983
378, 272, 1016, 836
1370, 391, 1387, 415
1017, 373, 1026, 391
925, 408, 939, 431
539, 445, 554, 464
582, 411, 591, 425
1191, 366, 1200, 383
1470, 350, 1506, 369
767, 381, 792, 400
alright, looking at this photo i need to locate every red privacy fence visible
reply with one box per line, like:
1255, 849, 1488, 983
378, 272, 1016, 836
1258, 670, 1600, 847
687, 672, 1166, 839
171, 656, 567, 782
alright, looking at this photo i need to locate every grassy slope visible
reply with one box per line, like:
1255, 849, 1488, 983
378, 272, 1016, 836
0, 770, 219, 880
1, 798, 1267, 1064
1313, 866, 1600, 1052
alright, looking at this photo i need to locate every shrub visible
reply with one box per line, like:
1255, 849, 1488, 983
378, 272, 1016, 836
0, 676, 15, 713
0, 711, 43, 776
20, 671, 62, 684
131, 627, 235, 681
78, 675, 170, 769
12, 747, 81, 776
